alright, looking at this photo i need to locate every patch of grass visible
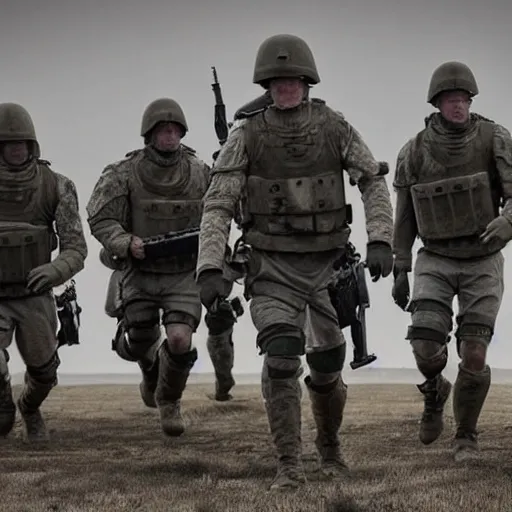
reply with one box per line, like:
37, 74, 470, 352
1, 382, 511, 511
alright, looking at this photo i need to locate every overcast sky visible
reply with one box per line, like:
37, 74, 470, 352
1, 0, 511, 375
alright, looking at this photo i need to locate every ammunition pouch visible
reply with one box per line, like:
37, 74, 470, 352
246, 172, 348, 235
0, 222, 51, 285
410, 172, 496, 240
55, 280, 82, 347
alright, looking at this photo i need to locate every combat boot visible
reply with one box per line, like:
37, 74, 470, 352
0, 350, 15, 437
306, 376, 349, 478
17, 377, 55, 443
214, 373, 235, 401
266, 374, 305, 491
417, 374, 452, 445
0, 379, 15, 437
138, 356, 159, 409
154, 345, 197, 437
207, 330, 235, 401
452, 364, 490, 462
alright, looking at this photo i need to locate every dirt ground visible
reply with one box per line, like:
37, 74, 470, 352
0, 381, 511, 511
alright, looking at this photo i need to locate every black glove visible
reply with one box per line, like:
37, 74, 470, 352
197, 270, 228, 310
26, 263, 63, 294
392, 267, 410, 311
365, 242, 393, 282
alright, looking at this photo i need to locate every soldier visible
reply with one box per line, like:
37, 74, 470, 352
86, 98, 210, 437
196, 34, 394, 490
392, 61, 512, 461
0, 103, 88, 442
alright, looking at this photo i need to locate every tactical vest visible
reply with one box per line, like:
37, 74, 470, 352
409, 121, 503, 258
241, 101, 350, 253
129, 156, 207, 273
0, 162, 58, 297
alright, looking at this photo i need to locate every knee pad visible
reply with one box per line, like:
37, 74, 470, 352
256, 323, 305, 356
455, 322, 492, 362
307, 345, 345, 389
407, 300, 451, 379
163, 343, 198, 371
127, 324, 161, 359
410, 338, 448, 379
266, 355, 302, 379
26, 351, 60, 385
307, 345, 345, 374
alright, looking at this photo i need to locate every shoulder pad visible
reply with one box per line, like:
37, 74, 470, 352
37, 158, 52, 166
124, 148, 143, 158
311, 97, 326, 105
473, 113, 495, 124
102, 150, 140, 174
332, 109, 346, 120
181, 144, 197, 155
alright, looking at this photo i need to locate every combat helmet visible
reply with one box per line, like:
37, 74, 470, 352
427, 61, 479, 105
0, 102, 40, 157
140, 98, 188, 139
253, 34, 320, 87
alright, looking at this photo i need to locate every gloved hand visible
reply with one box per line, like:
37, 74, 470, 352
99, 247, 126, 271
197, 270, 228, 310
26, 263, 63, 294
480, 216, 512, 244
392, 267, 410, 311
365, 242, 393, 282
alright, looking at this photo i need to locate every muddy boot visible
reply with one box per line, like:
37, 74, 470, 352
306, 376, 349, 478
265, 365, 305, 491
154, 344, 197, 437
113, 325, 163, 409
417, 374, 452, 445
17, 362, 58, 443
0, 350, 15, 437
214, 374, 235, 401
207, 329, 235, 401
138, 357, 159, 409
452, 364, 490, 462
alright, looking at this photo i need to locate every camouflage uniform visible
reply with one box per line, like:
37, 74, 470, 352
392, 61, 512, 460
0, 103, 88, 441
196, 34, 394, 489
86, 98, 210, 436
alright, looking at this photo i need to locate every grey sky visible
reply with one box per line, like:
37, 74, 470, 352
1, 0, 511, 375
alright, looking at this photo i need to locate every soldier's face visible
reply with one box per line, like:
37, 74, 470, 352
152, 122, 182, 152
1, 141, 29, 166
437, 91, 471, 125
269, 78, 306, 110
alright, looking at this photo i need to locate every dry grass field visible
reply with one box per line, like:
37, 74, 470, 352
1, 381, 512, 511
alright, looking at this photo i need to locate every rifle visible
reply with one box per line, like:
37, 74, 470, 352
55, 279, 82, 347
328, 242, 377, 370
141, 227, 200, 261
211, 66, 230, 161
